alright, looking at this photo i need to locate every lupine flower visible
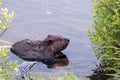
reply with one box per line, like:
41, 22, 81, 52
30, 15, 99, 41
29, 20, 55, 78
19, 61, 36, 75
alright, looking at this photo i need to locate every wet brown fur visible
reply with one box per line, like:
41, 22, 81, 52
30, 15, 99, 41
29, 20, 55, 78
11, 35, 69, 64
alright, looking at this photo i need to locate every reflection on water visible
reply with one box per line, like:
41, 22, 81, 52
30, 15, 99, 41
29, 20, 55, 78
1, 0, 98, 80
45, 52, 69, 68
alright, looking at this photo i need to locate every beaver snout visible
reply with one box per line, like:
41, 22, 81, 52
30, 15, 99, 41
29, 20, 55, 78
64, 38, 70, 43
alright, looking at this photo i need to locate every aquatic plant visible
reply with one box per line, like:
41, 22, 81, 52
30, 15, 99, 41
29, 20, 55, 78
88, 0, 120, 79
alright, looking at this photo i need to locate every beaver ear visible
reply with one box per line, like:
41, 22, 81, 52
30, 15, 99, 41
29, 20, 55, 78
48, 35, 53, 38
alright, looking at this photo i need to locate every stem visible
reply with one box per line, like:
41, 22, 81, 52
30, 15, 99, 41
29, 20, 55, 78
0, 28, 8, 37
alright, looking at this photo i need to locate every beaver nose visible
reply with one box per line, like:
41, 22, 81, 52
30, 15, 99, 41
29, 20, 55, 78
65, 38, 70, 42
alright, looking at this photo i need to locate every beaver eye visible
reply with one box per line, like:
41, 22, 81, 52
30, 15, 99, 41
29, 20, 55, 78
48, 40, 53, 43
59, 39, 63, 41
46, 39, 53, 45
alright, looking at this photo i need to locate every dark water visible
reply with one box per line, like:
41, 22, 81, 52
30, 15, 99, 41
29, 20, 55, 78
1, 0, 99, 80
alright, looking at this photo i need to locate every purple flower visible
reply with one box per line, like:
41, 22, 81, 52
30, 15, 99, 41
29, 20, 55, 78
20, 65, 31, 75
20, 62, 36, 75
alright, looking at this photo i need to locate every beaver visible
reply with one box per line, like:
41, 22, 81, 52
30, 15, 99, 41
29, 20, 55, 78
11, 35, 69, 64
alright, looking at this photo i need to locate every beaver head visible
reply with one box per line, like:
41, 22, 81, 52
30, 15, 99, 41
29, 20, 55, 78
43, 35, 69, 52
11, 35, 69, 64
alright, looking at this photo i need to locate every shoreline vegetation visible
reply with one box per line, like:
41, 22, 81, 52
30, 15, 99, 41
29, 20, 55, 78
88, 0, 120, 80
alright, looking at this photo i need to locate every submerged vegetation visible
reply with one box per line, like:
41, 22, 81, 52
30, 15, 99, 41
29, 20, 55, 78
89, 0, 120, 79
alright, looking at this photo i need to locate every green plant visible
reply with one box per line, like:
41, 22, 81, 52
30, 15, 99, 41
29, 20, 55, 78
0, 0, 15, 37
0, 1, 18, 80
89, 0, 120, 79
23, 72, 81, 80
0, 5, 15, 29
57, 72, 81, 80
0, 46, 18, 80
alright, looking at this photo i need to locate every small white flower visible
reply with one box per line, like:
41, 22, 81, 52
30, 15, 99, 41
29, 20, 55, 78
14, 68, 19, 72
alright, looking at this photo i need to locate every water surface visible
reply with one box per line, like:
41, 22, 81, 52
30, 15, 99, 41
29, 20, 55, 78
1, 0, 98, 80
